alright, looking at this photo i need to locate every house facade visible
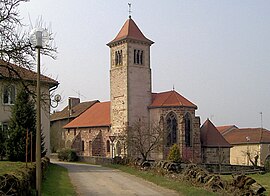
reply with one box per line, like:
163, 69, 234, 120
217, 126, 270, 166
0, 61, 58, 155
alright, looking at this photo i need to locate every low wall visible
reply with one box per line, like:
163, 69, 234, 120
78, 156, 112, 165
200, 163, 264, 174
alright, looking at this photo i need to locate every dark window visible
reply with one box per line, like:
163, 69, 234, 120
166, 112, 178, 146
134, 49, 144, 65
134, 49, 136, 63
115, 50, 123, 65
136, 50, 140, 64
2, 85, 15, 105
74, 129, 76, 136
106, 140, 110, 153
184, 113, 192, 147
82, 140, 84, 151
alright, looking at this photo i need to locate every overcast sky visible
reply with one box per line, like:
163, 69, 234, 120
19, 0, 270, 130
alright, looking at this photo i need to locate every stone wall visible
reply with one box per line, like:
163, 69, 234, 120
65, 126, 111, 157
78, 156, 112, 165
202, 147, 230, 164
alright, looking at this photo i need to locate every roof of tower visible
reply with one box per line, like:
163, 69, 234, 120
64, 101, 111, 128
107, 17, 154, 46
150, 90, 197, 109
200, 119, 232, 148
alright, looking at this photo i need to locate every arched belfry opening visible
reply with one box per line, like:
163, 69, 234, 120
166, 112, 178, 147
184, 113, 192, 147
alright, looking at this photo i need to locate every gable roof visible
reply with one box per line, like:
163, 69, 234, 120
0, 60, 58, 88
200, 119, 232, 148
223, 128, 270, 145
216, 125, 238, 135
64, 101, 111, 128
50, 100, 99, 121
150, 90, 197, 109
107, 17, 154, 46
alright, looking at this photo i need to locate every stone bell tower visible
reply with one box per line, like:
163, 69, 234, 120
107, 16, 154, 135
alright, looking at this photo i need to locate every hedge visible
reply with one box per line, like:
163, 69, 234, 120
0, 157, 50, 195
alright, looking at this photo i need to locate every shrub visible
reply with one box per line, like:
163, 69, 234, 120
58, 148, 78, 162
167, 144, 181, 163
265, 159, 270, 172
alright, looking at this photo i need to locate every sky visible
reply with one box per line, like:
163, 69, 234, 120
19, 0, 270, 130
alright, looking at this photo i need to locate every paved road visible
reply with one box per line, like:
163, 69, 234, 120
53, 161, 179, 196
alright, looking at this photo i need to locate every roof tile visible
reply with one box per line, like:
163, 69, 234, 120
50, 100, 99, 121
107, 18, 154, 46
223, 128, 270, 144
150, 90, 197, 109
200, 119, 232, 147
0, 60, 58, 88
64, 101, 111, 128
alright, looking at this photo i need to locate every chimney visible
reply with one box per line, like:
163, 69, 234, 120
68, 97, 80, 116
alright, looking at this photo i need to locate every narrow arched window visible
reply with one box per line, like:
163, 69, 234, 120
184, 113, 192, 147
134, 49, 136, 63
119, 50, 122, 64
166, 112, 178, 146
106, 140, 110, 153
136, 50, 140, 64
140, 51, 143, 64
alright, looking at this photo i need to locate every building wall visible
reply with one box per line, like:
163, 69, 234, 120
50, 118, 70, 152
202, 147, 230, 164
149, 107, 201, 163
230, 144, 261, 166
65, 127, 111, 157
260, 143, 270, 165
0, 80, 52, 155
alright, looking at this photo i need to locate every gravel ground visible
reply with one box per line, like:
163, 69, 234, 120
53, 161, 180, 196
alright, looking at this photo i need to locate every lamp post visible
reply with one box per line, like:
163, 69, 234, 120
30, 28, 49, 196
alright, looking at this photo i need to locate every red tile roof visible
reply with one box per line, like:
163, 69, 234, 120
0, 60, 58, 88
200, 119, 232, 147
216, 125, 238, 135
107, 17, 154, 46
223, 128, 270, 145
50, 100, 99, 121
150, 90, 197, 109
64, 101, 111, 128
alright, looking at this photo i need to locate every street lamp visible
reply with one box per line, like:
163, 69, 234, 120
30, 27, 49, 196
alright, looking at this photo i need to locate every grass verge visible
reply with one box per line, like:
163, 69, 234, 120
41, 163, 76, 196
107, 164, 217, 196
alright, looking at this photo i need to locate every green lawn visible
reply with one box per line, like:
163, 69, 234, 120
41, 163, 76, 196
108, 164, 217, 196
0, 161, 27, 175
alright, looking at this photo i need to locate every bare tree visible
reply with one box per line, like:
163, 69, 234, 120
126, 120, 164, 162
0, 0, 57, 94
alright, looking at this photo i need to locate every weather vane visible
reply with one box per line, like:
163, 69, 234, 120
128, 3, 132, 18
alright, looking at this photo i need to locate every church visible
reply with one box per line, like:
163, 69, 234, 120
61, 16, 229, 163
